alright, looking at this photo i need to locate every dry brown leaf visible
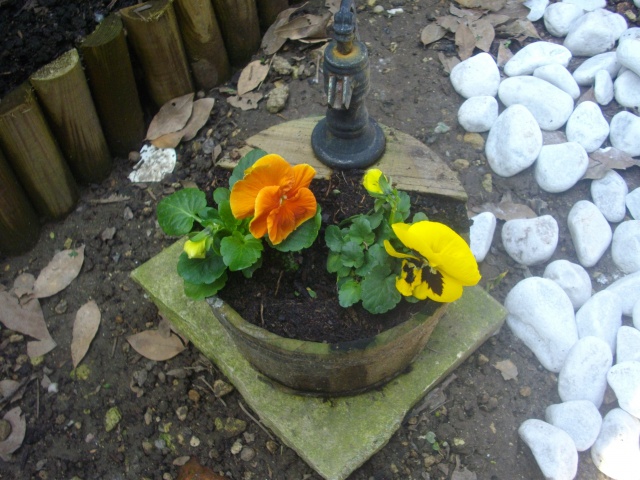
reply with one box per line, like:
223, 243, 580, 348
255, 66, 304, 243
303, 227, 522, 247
437, 52, 461, 74
496, 39, 514, 67
71, 300, 101, 368
151, 131, 183, 149
89, 194, 131, 205
455, 0, 507, 11
0, 292, 51, 341
12, 273, 35, 300
484, 13, 510, 26
237, 60, 270, 96
452, 455, 478, 480
494, 359, 518, 380
0, 380, 21, 402
127, 329, 186, 361
584, 148, 640, 180
227, 92, 263, 111
475, 192, 537, 221
32, 245, 85, 299
495, 19, 540, 41
326, 0, 340, 13
152, 98, 215, 148
0, 407, 26, 461
450, 4, 483, 20
261, 4, 306, 55
421, 24, 448, 46
436, 15, 461, 33
469, 19, 495, 52
498, 0, 532, 19
27, 336, 57, 359
146, 93, 195, 141
177, 457, 225, 480
541, 130, 568, 145
577, 87, 596, 105
275, 13, 331, 41
455, 23, 476, 60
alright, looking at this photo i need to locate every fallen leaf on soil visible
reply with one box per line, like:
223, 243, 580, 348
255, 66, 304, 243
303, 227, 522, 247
0, 380, 21, 402
12, 273, 35, 299
151, 98, 215, 148
146, 93, 194, 141
541, 130, 568, 145
468, 18, 495, 52
32, 245, 85, 298
88, 194, 131, 205
421, 24, 448, 46
483, 13, 510, 26
0, 407, 26, 461
475, 192, 537, 221
27, 336, 57, 359
495, 18, 540, 41
173, 456, 191, 466
455, 0, 506, 12
71, 300, 101, 368
436, 15, 462, 33
127, 329, 186, 361
261, 3, 306, 55
452, 455, 478, 480
274, 12, 330, 41
227, 92, 263, 111
496, 40, 513, 67
437, 53, 460, 74
584, 147, 640, 180
326, 0, 340, 13
177, 457, 225, 480
237, 60, 270, 96
455, 23, 476, 60
577, 87, 596, 105
0, 292, 52, 342
494, 359, 518, 380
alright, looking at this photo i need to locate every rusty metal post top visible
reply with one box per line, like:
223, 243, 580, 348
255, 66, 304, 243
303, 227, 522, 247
311, 0, 386, 170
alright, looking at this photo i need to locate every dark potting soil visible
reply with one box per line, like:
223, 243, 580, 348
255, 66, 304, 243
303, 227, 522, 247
216, 170, 460, 344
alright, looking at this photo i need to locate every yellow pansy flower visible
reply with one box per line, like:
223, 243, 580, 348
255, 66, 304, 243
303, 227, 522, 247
184, 238, 207, 259
362, 168, 385, 194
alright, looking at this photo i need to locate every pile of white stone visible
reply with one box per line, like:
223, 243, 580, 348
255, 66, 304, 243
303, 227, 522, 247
449, 0, 640, 478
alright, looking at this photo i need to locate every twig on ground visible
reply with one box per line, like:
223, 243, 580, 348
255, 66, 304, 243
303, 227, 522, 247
239, 400, 274, 440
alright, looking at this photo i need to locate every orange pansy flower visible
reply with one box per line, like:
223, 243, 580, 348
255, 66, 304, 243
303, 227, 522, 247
230, 154, 317, 245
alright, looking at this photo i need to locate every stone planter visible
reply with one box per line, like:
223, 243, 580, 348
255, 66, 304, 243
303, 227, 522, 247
207, 296, 448, 396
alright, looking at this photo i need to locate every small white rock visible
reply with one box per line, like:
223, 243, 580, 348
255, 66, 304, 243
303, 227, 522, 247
634, 299, 640, 329
505, 277, 578, 372
567, 200, 612, 268
545, 400, 602, 451
450, 53, 501, 99
607, 361, 640, 418
498, 76, 574, 131
614, 69, 640, 109
470, 212, 496, 262
518, 419, 578, 480
562, 0, 606, 11
564, 9, 628, 57
501, 216, 559, 266
617, 326, 640, 363
534, 142, 588, 193
617, 38, 640, 78
524, 0, 549, 21
533, 64, 581, 100
485, 105, 543, 177
610, 111, 640, 157
628, 188, 640, 220
591, 169, 629, 223
619, 27, 640, 45
593, 69, 614, 105
605, 270, 640, 315
565, 101, 609, 153
544, 2, 585, 37
612, 221, 640, 274
504, 41, 572, 77
575, 290, 622, 354
572, 51, 621, 86
558, 336, 612, 407
543, 259, 592, 309
457, 96, 498, 133
591, 408, 640, 480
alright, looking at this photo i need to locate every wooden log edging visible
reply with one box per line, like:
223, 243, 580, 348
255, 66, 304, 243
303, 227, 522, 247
81, 14, 145, 158
256, 0, 289, 32
211, 0, 261, 67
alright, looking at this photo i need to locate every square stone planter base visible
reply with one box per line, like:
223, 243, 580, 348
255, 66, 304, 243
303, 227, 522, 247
131, 240, 506, 480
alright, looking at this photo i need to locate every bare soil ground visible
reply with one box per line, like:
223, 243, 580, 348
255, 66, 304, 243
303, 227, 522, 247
1, 0, 639, 479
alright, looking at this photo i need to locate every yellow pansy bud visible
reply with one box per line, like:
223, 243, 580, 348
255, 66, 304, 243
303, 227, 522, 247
362, 168, 385, 194
184, 238, 207, 259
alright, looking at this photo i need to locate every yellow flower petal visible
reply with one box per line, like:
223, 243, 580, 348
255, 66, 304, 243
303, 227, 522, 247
363, 168, 384, 194
184, 238, 207, 259
383, 239, 419, 261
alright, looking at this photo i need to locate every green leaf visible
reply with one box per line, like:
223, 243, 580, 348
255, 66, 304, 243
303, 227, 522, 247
213, 187, 230, 206
306, 287, 317, 298
220, 232, 263, 271
229, 148, 268, 188
241, 256, 262, 278
218, 200, 240, 229
183, 272, 228, 300
274, 208, 321, 253
395, 191, 411, 222
327, 251, 351, 276
341, 241, 365, 268
324, 225, 345, 252
355, 243, 387, 277
157, 189, 207, 236
361, 265, 401, 314
177, 251, 226, 285
338, 279, 361, 308
412, 211, 429, 223
368, 211, 384, 229
198, 207, 220, 225
348, 216, 375, 245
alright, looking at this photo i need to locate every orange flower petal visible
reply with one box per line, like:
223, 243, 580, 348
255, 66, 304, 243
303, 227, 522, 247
267, 187, 317, 245
248, 185, 282, 239
290, 164, 316, 192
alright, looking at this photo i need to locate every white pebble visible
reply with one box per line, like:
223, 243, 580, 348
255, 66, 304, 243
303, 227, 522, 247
457, 96, 498, 133
591, 408, 640, 480
450, 53, 500, 99
565, 101, 609, 153
564, 9, 627, 57
610, 111, 640, 157
534, 142, 588, 193
485, 105, 543, 177
505, 277, 578, 372
575, 290, 622, 354
501, 216, 559, 266
590, 169, 629, 223
518, 419, 578, 480
619, 27, 640, 45
544, 2, 585, 37
567, 200, 612, 268
634, 299, 640, 329
558, 336, 612, 407
572, 51, 621, 86
605, 271, 640, 316
562, 0, 605, 11
543, 259, 592, 309
593, 69, 614, 105
545, 400, 602, 451
617, 38, 640, 78
612, 221, 640, 274
498, 76, 574, 131
627, 188, 640, 220
524, 0, 549, 21
617, 326, 640, 364
533, 64, 581, 100
504, 41, 572, 77
470, 212, 496, 263
614, 69, 640, 109
607, 361, 640, 418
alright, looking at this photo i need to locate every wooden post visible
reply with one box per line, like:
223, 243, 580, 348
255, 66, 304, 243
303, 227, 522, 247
0, 84, 78, 219
173, 0, 231, 90
0, 147, 40, 256
30, 48, 113, 184
120, 0, 194, 107
210, 0, 261, 67
81, 14, 145, 158
256, 0, 289, 31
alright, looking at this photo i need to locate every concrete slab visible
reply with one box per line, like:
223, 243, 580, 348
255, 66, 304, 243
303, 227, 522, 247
131, 240, 506, 480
